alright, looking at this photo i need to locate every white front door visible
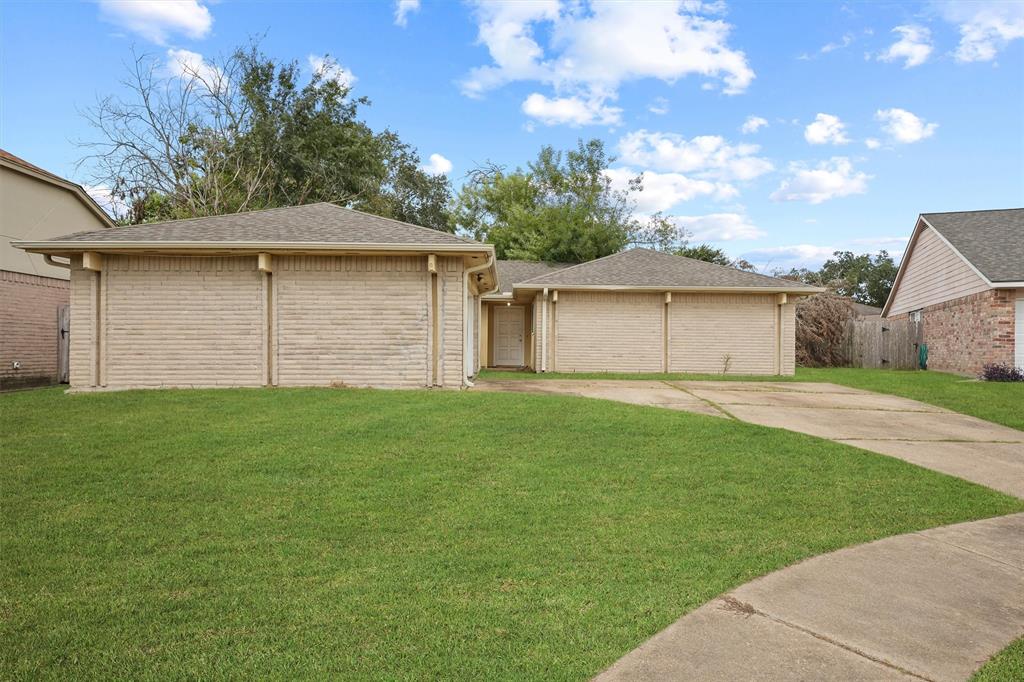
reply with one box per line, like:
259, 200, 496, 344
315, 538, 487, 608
494, 305, 525, 366
1016, 298, 1023, 369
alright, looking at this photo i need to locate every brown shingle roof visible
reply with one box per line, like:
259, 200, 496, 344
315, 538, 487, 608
42, 202, 479, 246
921, 208, 1024, 283
493, 260, 571, 295
515, 248, 820, 291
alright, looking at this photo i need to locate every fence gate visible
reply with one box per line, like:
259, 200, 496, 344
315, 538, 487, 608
841, 317, 919, 369
58, 305, 70, 384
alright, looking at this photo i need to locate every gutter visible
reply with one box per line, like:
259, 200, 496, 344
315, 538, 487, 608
462, 251, 497, 388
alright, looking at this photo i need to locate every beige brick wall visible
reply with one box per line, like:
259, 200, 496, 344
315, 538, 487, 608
669, 293, 779, 375
439, 257, 464, 387
781, 302, 796, 375
69, 258, 95, 387
554, 291, 663, 372
103, 255, 264, 387
275, 255, 435, 388
0, 271, 69, 389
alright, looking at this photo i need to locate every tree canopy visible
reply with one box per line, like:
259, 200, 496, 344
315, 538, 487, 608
80, 44, 451, 229
779, 250, 898, 307
452, 139, 683, 263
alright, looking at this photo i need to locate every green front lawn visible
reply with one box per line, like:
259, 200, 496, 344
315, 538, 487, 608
2, 388, 1021, 679
478, 367, 1024, 431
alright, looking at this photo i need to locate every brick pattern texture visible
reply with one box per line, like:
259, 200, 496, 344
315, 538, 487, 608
1, 271, 69, 389
68, 253, 467, 390
908, 289, 1018, 375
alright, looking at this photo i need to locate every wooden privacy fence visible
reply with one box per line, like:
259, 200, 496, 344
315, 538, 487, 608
841, 317, 921, 369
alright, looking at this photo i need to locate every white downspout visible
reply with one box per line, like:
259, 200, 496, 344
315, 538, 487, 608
541, 287, 549, 372
463, 251, 496, 387
44, 254, 71, 269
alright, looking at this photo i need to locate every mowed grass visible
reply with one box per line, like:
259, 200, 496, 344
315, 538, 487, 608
479, 367, 1024, 431
2, 388, 1021, 680
972, 637, 1024, 681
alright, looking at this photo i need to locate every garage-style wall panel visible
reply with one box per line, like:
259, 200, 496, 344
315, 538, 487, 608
555, 291, 662, 372
103, 255, 264, 387
670, 293, 776, 374
275, 255, 431, 388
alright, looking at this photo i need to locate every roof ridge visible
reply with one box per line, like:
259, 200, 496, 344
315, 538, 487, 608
514, 248, 638, 285
337, 204, 479, 244
921, 207, 1024, 216
650, 247, 804, 286
100, 202, 329, 232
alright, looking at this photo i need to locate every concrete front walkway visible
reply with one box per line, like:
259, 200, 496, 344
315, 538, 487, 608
597, 513, 1024, 681
474, 379, 1024, 498
473, 378, 1024, 680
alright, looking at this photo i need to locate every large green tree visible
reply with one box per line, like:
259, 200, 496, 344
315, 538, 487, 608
452, 139, 670, 263
81, 44, 451, 229
781, 250, 898, 307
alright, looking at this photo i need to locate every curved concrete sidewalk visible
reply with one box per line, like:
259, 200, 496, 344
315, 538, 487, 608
596, 513, 1024, 681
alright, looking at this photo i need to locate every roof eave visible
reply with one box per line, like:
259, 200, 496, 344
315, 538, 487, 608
13, 240, 495, 256
511, 283, 824, 294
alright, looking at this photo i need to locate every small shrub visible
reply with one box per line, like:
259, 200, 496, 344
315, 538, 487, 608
979, 364, 1024, 382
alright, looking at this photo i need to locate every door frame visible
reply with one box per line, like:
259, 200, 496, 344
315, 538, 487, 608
492, 305, 525, 367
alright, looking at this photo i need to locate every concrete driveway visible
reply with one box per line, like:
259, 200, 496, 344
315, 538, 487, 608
473, 379, 1024, 498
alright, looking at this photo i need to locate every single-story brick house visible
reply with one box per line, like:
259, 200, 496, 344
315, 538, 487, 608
882, 208, 1024, 374
1, 149, 114, 390
16, 203, 820, 390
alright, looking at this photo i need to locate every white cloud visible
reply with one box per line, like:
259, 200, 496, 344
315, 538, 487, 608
648, 97, 670, 115
740, 115, 768, 134
617, 129, 773, 182
84, 185, 127, 218
521, 93, 622, 126
605, 167, 734, 213
673, 213, 766, 241
770, 157, 871, 204
394, 0, 420, 27
939, 1, 1024, 63
820, 33, 854, 54
804, 113, 850, 145
877, 25, 933, 68
741, 244, 837, 270
864, 137, 882, 149
461, 1, 754, 125
308, 55, 357, 90
875, 108, 937, 143
165, 49, 223, 90
98, 0, 212, 45
421, 153, 453, 175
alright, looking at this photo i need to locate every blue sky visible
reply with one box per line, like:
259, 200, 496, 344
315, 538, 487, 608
2, 0, 1022, 270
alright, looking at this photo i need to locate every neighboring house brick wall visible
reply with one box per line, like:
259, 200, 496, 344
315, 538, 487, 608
554, 291, 663, 372
887, 226, 989, 315
894, 289, 1017, 375
669, 293, 782, 375
0, 270, 69, 389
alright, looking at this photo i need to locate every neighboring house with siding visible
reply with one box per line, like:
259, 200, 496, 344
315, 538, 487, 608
15, 203, 820, 391
0, 149, 114, 390
882, 208, 1024, 374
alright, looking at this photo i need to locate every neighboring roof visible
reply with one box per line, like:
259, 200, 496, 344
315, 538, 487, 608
920, 208, 1024, 283
0, 148, 115, 228
847, 300, 882, 317
17, 202, 480, 249
491, 260, 572, 296
514, 248, 822, 292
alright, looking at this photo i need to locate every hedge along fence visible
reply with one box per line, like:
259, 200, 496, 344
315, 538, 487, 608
796, 293, 919, 369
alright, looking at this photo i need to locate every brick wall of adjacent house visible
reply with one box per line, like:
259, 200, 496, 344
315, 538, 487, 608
0, 270, 69, 390
893, 289, 1016, 375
